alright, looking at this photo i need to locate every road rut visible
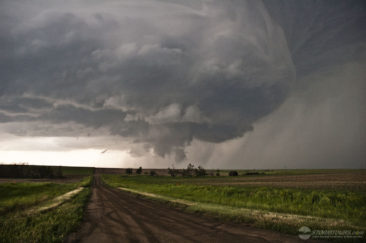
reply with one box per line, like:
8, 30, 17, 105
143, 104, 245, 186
66, 175, 307, 243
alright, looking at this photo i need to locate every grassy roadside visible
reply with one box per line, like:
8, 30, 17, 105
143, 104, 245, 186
0, 183, 76, 215
0, 176, 92, 243
102, 175, 366, 235
0, 176, 91, 215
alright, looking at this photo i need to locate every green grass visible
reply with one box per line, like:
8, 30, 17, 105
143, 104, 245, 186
78, 176, 92, 187
0, 187, 90, 243
0, 176, 92, 242
102, 175, 366, 228
0, 183, 76, 215
0, 176, 92, 215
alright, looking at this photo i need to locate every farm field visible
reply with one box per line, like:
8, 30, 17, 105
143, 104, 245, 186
102, 169, 366, 236
99, 167, 366, 189
1, 167, 365, 242
0, 165, 93, 243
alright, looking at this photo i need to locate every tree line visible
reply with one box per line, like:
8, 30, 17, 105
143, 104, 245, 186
124, 163, 240, 177
0, 164, 63, 178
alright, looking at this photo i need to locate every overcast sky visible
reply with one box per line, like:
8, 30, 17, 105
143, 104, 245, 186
0, 0, 365, 168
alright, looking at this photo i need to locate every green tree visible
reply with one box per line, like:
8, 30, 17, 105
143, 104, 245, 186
216, 170, 220, 176
136, 166, 142, 174
182, 163, 195, 177
195, 166, 206, 176
168, 167, 178, 177
150, 170, 157, 176
229, 170, 238, 176
125, 168, 133, 175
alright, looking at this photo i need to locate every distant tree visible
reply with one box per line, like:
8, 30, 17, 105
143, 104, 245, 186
229, 170, 238, 176
216, 170, 220, 176
150, 170, 157, 176
125, 168, 133, 175
182, 163, 195, 177
136, 166, 142, 175
168, 167, 178, 177
195, 166, 207, 177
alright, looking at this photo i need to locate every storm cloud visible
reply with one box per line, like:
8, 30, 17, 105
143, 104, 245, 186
0, 0, 365, 167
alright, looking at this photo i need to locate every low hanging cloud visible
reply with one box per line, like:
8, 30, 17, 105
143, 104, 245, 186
0, 0, 364, 167
0, 0, 294, 160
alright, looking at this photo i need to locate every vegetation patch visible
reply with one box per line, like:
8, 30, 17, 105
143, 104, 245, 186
0, 176, 92, 242
0, 183, 76, 215
27, 187, 84, 214
0, 188, 90, 243
0, 176, 91, 215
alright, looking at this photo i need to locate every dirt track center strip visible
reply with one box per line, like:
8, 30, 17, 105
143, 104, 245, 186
27, 187, 84, 214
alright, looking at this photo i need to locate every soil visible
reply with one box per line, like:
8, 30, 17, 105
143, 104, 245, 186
66, 174, 312, 243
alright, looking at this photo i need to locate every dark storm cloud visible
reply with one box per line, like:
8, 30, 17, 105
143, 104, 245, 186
263, 0, 366, 77
0, 0, 364, 163
0, 96, 52, 113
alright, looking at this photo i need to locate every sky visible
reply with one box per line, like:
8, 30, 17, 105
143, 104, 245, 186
0, 0, 365, 169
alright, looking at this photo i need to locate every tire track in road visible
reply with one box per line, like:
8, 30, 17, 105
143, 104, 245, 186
66, 173, 310, 243
98, 184, 160, 242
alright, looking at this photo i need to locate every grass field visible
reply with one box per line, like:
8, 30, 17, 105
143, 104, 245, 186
102, 171, 366, 234
0, 176, 92, 242
0, 187, 90, 243
0, 182, 77, 215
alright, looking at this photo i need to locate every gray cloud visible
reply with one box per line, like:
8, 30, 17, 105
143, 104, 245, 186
187, 60, 366, 169
0, 0, 364, 166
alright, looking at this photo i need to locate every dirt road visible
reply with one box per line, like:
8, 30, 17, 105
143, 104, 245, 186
66, 175, 306, 243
